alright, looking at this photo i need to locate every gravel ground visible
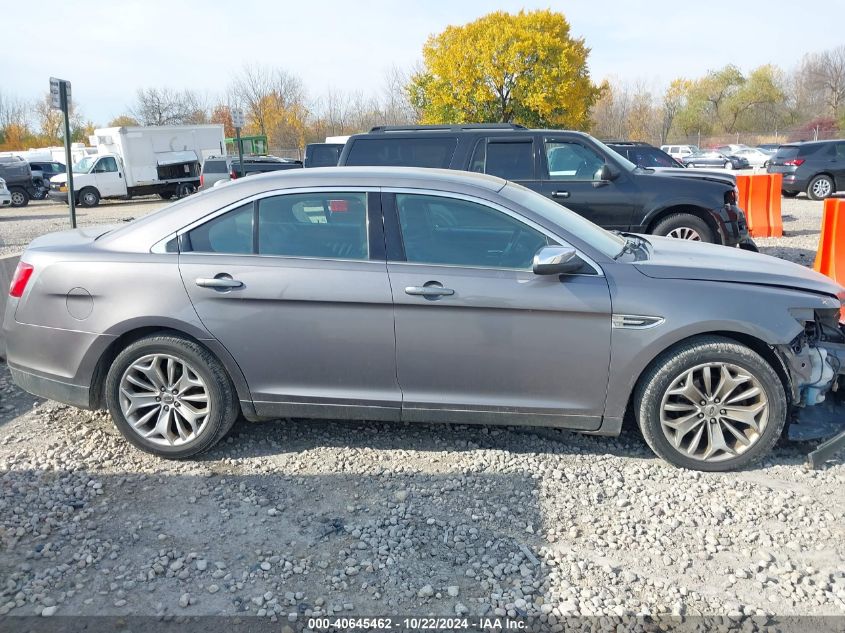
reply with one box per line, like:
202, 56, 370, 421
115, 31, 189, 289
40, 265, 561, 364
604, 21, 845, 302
1, 194, 844, 627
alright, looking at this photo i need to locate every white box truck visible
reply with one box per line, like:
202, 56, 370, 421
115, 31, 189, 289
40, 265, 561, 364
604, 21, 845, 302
49, 124, 225, 207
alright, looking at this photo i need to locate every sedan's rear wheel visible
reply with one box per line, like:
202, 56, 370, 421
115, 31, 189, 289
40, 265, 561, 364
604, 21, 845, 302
634, 336, 786, 471
105, 335, 238, 458
724, 161, 733, 170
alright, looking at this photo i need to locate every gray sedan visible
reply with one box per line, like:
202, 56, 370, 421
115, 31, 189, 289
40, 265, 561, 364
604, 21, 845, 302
4, 167, 844, 470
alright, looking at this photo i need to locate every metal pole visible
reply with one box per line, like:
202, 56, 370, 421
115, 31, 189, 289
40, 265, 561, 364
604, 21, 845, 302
236, 126, 244, 179
61, 82, 76, 229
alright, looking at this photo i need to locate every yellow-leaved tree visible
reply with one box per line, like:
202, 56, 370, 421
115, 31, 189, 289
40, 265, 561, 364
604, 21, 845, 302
408, 9, 602, 128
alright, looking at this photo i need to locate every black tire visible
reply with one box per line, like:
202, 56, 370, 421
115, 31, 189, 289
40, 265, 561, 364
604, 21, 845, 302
159, 192, 174, 200
105, 335, 239, 459
634, 336, 787, 471
175, 183, 196, 198
651, 213, 716, 243
781, 190, 800, 198
9, 187, 29, 207
724, 161, 733, 170
78, 187, 100, 207
807, 174, 834, 201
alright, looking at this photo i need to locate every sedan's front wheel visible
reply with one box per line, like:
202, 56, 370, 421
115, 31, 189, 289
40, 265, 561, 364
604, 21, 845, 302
634, 336, 786, 471
105, 335, 239, 458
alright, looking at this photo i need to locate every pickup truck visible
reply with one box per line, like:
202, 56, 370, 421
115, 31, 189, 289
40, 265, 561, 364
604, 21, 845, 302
338, 124, 754, 248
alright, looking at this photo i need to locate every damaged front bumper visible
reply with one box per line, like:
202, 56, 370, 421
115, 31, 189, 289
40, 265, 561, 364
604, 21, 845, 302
777, 329, 845, 468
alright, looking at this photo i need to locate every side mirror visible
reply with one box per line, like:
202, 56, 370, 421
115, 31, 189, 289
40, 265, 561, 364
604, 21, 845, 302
596, 163, 618, 182
532, 246, 584, 276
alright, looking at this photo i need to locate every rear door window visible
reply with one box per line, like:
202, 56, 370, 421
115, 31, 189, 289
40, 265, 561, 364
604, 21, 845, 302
774, 146, 801, 160
345, 137, 457, 168
470, 139, 535, 180
258, 192, 368, 260
203, 160, 228, 174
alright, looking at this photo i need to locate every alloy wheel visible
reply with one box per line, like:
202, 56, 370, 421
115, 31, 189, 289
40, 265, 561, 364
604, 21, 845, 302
812, 178, 832, 198
659, 362, 769, 463
118, 353, 211, 446
10, 191, 25, 205
666, 227, 702, 240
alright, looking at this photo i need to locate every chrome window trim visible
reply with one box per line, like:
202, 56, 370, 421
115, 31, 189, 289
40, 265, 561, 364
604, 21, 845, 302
176, 186, 375, 263
382, 187, 603, 277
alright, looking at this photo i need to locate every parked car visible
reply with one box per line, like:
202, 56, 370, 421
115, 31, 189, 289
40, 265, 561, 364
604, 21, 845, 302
767, 139, 845, 200
715, 144, 752, 155
682, 150, 750, 170
201, 155, 303, 190
339, 125, 752, 248
5, 167, 844, 470
730, 147, 771, 168
0, 156, 38, 207
606, 142, 685, 168
757, 144, 779, 154
28, 160, 66, 199
660, 144, 699, 161
304, 142, 344, 168
0, 177, 11, 207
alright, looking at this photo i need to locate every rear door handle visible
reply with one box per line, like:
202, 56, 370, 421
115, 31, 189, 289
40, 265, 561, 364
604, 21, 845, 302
552, 190, 570, 198
405, 286, 455, 297
196, 277, 243, 289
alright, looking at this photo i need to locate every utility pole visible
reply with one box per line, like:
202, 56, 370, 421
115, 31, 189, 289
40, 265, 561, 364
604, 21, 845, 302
232, 109, 245, 178
50, 77, 76, 228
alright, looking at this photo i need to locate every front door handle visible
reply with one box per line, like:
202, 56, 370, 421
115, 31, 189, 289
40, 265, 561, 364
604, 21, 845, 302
552, 190, 570, 198
196, 277, 243, 289
405, 285, 455, 297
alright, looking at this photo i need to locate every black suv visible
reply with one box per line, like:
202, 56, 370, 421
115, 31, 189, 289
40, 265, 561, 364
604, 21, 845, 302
0, 156, 38, 207
29, 161, 66, 199
338, 125, 751, 247
767, 139, 845, 200
304, 143, 344, 168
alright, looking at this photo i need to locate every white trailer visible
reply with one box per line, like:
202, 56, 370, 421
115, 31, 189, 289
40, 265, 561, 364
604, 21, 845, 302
49, 124, 225, 206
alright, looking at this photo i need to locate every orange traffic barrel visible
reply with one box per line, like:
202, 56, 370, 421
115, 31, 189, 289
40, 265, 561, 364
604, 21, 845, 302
814, 198, 845, 283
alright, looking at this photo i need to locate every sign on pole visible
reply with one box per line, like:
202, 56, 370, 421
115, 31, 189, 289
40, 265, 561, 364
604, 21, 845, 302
50, 77, 76, 228
232, 108, 245, 178
231, 108, 245, 129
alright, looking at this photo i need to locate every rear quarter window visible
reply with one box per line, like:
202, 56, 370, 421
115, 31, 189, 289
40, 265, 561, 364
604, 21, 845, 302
774, 146, 801, 160
344, 137, 457, 168
203, 160, 228, 174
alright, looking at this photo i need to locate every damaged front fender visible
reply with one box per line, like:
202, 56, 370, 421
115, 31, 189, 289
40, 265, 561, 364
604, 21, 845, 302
776, 313, 845, 468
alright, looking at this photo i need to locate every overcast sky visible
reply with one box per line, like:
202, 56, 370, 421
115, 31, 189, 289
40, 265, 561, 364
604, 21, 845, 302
5, 0, 844, 124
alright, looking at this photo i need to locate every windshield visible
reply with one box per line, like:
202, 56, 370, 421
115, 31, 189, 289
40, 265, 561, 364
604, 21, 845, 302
73, 157, 96, 173
591, 138, 638, 172
500, 182, 626, 258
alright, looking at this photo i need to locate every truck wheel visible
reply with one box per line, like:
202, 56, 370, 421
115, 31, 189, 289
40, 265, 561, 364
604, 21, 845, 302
634, 335, 786, 471
652, 213, 715, 243
176, 183, 196, 198
78, 188, 100, 207
9, 187, 29, 207
807, 175, 834, 201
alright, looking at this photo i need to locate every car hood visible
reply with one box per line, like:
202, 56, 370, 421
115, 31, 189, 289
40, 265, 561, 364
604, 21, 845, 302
50, 173, 68, 184
648, 167, 736, 186
634, 235, 843, 297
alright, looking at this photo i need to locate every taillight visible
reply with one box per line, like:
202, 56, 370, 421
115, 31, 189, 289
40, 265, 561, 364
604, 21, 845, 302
9, 262, 34, 298
783, 158, 805, 166
200, 174, 204, 187
230, 169, 237, 180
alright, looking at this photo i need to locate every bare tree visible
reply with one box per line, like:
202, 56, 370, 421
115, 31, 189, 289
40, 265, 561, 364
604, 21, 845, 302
800, 45, 845, 119
0, 91, 29, 130
129, 87, 208, 126
229, 64, 306, 137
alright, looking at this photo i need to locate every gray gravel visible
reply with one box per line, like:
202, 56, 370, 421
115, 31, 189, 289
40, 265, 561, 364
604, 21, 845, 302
0, 194, 843, 624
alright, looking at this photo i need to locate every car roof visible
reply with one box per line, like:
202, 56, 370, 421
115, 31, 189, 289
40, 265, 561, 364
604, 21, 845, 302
100, 167, 509, 252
